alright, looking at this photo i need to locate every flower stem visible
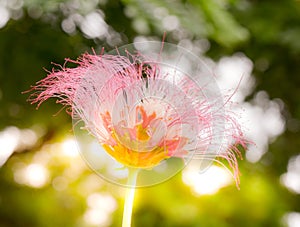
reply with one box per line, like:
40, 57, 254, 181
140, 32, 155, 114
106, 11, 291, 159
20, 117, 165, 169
122, 168, 139, 227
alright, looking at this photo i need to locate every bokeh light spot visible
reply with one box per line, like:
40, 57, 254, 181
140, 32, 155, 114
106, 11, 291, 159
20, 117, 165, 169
84, 193, 117, 226
14, 163, 49, 188
182, 164, 233, 195
283, 212, 300, 227
280, 155, 300, 194
62, 138, 79, 157
0, 6, 10, 28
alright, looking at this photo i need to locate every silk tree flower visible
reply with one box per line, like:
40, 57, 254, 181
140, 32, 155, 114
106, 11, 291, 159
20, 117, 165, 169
27, 41, 247, 227
28, 42, 246, 183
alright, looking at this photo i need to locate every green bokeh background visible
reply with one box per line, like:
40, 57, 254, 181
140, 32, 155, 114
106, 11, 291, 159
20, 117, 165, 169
0, 0, 299, 226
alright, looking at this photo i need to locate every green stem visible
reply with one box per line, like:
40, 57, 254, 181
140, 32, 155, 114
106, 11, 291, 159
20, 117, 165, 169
122, 168, 139, 227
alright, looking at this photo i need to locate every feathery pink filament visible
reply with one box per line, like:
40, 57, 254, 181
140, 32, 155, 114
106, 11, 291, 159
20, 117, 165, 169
28, 49, 247, 184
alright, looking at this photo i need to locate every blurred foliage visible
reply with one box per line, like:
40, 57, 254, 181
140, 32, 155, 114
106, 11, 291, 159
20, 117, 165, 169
0, 0, 300, 226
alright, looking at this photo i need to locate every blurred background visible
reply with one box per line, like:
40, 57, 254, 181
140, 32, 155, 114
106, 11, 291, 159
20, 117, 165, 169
0, 0, 299, 226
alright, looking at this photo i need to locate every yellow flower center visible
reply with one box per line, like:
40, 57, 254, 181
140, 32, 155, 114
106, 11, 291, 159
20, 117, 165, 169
101, 106, 186, 169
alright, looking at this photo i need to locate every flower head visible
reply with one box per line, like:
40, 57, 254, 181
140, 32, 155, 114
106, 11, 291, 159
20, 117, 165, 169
28, 42, 247, 186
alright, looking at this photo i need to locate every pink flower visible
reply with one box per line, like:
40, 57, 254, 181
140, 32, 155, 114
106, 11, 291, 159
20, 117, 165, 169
28, 43, 247, 185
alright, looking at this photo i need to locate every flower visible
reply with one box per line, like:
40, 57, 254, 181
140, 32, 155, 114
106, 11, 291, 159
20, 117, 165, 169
28, 42, 247, 186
